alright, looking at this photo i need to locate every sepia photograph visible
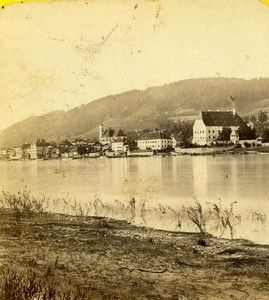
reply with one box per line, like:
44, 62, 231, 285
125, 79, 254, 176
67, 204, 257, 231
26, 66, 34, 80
0, 0, 269, 299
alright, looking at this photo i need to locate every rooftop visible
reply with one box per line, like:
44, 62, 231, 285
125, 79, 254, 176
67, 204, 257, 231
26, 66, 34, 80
138, 131, 172, 140
102, 128, 126, 138
200, 111, 246, 127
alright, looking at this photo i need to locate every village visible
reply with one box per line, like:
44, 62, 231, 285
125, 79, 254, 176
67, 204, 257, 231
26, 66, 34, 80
0, 109, 268, 161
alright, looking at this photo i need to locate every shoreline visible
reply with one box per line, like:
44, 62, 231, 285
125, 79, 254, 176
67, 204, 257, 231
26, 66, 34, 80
0, 208, 269, 299
3, 143, 269, 162
0, 148, 259, 162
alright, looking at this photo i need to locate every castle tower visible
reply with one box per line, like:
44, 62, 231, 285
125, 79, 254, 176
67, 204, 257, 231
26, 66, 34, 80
99, 124, 104, 140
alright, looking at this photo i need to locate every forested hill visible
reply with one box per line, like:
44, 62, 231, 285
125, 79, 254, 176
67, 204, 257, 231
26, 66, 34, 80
1, 78, 269, 147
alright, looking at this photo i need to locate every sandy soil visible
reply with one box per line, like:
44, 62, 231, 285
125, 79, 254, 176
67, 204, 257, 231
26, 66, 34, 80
0, 208, 268, 300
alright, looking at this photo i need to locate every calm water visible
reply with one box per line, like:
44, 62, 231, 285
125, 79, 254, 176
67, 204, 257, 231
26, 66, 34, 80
1, 154, 269, 243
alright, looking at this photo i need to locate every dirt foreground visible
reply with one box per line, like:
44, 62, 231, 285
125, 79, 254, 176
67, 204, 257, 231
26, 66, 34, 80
0, 208, 268, 300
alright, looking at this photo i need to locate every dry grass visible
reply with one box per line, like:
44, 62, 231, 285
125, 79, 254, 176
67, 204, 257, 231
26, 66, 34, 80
0, 264, 91, 300
0, 208, 269, 299
1, 188, 49, 223
1, 188, 267, 244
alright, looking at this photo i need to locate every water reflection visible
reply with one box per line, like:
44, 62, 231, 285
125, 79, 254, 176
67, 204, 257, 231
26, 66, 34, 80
193, 156, 208, 201
0, 155, 269, 243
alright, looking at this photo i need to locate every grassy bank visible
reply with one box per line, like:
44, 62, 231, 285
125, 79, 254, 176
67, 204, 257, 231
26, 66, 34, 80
0, 208, 269, 300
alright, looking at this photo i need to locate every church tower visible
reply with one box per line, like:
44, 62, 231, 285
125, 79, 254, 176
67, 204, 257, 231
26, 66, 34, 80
99, 124, 104, 141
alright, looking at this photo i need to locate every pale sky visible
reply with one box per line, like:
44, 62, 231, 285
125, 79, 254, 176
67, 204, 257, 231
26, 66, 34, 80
1, 0, 269, 130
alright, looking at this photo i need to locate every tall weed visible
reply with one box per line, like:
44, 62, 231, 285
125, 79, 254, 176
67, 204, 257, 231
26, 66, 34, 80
1, 188, 49, 222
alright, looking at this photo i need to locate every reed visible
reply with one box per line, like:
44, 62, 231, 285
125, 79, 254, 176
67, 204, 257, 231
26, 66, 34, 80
1, 187, 49, 222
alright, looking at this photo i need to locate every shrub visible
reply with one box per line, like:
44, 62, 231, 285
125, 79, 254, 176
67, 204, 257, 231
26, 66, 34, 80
1, 188, 49, 222
0, 264, 91, 300
197, 238, 207, 247
1, 265, 52, 300
221, 208, 236, 239
243, 141, 251, 148
212, 201, 240, 239
234, 143, 241, 148
184, 200, 206, 234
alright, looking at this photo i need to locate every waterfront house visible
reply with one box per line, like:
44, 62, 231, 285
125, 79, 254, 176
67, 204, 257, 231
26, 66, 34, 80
21, 144, 30, 159
35, 139, 51, 158
171, 132, 184, 148
44, 145, 60, 159
102, 143, 112, 155
12, 147, 23, 160
92, 141, 103, 152
256, 136, 263, 145
27, 143, 38, 160
111, 139, 128, 154
58, 139, 73, 156
192, 110, 246, 146
7, 148, 16, 160
69, 146, 78, 158
0, 148, 8, 160
72, 138, 87, 146
136, 129, 173, 151
6, 148, 15, 159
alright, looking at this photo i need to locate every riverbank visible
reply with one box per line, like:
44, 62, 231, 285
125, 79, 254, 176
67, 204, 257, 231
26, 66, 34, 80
244, 145, 269, 154
0, 148, 250, 162
0, 208, 268, 299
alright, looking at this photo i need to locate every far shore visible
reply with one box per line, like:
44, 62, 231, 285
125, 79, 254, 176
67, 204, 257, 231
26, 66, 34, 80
3, 145, 269, 162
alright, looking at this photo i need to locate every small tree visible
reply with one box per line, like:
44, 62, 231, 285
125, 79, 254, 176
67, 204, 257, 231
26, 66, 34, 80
262, 128, 269, 142
238, 125, 256, 140
258, 110, 268, 123
2, 188, 49, 222
77, 146, 87, 155
218, 127, 232, 142
243, 141, 251, 148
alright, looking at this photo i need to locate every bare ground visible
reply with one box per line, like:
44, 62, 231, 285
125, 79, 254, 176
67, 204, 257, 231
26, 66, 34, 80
0, 208, 269, 300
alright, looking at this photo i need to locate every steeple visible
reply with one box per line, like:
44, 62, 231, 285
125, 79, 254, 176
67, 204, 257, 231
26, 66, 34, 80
99, 124, 104, 140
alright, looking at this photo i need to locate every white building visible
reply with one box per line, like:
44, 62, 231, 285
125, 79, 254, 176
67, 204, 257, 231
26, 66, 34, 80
192, 110, 246, 146
0, 149, 7, 158
12, 147, 23, 160
27, 143, 38, 160
137, 130, 173, 150
170, 132, 184, 148
111, 141, 128, 154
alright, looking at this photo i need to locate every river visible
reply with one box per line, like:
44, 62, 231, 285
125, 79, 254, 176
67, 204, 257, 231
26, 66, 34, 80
0, 154, 268, 243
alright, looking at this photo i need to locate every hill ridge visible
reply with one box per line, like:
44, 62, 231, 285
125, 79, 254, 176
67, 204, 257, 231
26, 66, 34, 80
2, 77, 269, 147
